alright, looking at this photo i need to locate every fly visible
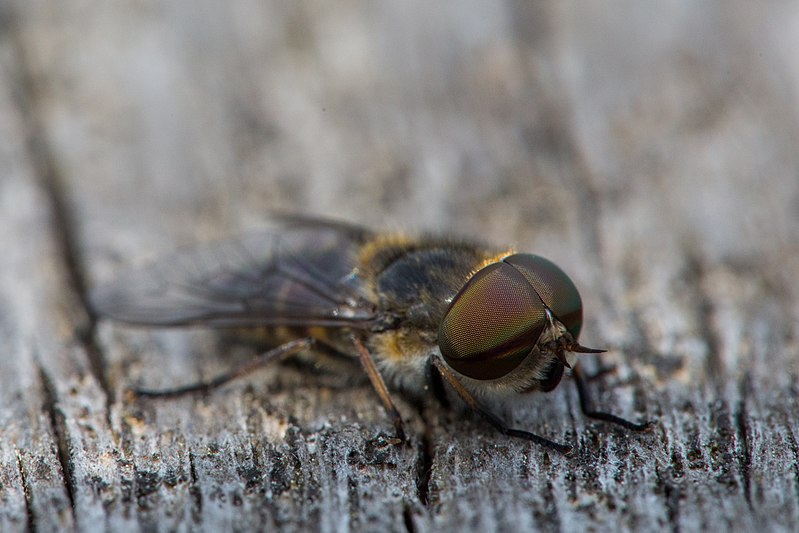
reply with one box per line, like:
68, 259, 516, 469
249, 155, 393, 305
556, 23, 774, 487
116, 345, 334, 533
91, 215, 650, 455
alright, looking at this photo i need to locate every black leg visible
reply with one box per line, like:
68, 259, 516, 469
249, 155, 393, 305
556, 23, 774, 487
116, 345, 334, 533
427, 359, 450, 409
133, 337, 314, 398
432, 357, 572, 455
572, 363, 651, 431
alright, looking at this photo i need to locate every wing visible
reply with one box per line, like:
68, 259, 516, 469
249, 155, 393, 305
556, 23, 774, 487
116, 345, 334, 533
90, 216, 379, 328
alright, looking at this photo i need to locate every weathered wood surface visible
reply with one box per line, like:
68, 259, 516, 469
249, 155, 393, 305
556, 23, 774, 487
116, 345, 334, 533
2, 2, 798, 532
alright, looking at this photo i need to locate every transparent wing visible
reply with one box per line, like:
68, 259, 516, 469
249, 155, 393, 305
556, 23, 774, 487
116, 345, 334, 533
90, 216, 379, 328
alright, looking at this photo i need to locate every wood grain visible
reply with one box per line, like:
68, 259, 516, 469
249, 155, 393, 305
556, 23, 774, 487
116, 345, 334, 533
2, 2, 798, 531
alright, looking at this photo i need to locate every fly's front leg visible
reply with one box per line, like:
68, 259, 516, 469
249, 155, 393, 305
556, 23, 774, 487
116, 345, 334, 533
432, 356, 573, 455
133, 337, 314, 398
572, 363, 652, 431
350, 334, 406, 441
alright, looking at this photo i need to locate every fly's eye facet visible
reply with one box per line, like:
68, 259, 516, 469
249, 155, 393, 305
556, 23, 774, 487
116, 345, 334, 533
438, 262, 546, 379
502, 254, 583, 339
437, 254, 584, 380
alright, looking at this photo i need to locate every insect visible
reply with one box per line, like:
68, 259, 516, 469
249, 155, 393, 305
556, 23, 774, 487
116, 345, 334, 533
91, 215, 650, 454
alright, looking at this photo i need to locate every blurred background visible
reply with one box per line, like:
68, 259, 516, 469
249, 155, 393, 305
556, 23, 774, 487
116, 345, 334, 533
7, 1, 796, 256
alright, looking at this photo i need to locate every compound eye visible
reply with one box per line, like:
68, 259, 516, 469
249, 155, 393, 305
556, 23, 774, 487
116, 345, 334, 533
438, 262, 546, 380
502, 254, 583, 339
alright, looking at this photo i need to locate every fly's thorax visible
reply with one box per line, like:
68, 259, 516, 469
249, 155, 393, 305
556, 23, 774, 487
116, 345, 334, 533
358, 233, 498, 331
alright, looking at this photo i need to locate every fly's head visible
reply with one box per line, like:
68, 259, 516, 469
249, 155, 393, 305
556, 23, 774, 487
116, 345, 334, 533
437, 253, 603, 392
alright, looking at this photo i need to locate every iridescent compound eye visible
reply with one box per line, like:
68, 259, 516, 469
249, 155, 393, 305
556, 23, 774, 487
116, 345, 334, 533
502, 254, 583, 339
437, 254, 584, 380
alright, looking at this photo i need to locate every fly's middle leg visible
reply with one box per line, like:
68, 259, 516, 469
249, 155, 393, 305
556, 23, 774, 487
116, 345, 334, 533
431, 356, 573, 455
350, 334, 406, 441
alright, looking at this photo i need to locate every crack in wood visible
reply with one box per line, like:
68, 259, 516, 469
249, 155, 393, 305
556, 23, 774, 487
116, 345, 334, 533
188, 449, 203, 520
15, 449, 35, 533
6, 14, 114, 421
655, 459, 683, 533
37, 364, 78, 522
537, 480, 562, 533
402, 503, 417, 533
415, 424, 434, 507
734, 379, 753, 508
784, 416, 799, 517
346, 474, 360, 530
684, 254, 725, 393
662, 478, 682, 533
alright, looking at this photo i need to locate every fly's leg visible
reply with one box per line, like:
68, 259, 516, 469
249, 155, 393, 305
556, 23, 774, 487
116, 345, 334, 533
427, 359, 450, 409
350, 334, 406, 441
133, 337, 314, 398
572, 363, 652, 431
432, 357, 573, 455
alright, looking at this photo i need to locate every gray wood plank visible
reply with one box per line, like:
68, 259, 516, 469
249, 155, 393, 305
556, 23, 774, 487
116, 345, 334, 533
3, 1, 799, 532
0, 35, 92, 533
